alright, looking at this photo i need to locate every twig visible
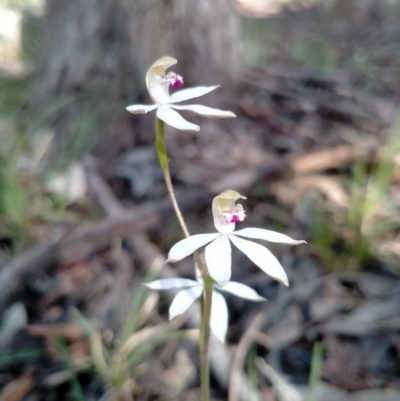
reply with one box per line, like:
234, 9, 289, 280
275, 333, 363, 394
228, 309, 267, 401
256, 358, 303, 401
0, 242, 58, 308
0, 166, 208, 308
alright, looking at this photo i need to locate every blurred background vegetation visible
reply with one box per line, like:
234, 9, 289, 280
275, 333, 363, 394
0, 0, 400, 400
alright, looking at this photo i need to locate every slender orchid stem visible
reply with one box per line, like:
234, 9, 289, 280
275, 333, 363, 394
155, 118, 213, 401
155, 119, 207, 275
156, 118, 190, 237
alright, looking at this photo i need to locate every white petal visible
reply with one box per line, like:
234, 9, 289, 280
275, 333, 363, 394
210, 291, 228, 342
156, 105, 200, 132
147, 56, 177, 73
219, 281, 266, 301
169, 285, 203, 320
126, 104, 158, 114
170, 104, 236, 118
234, 228, 306, 245
167, 233, 220, 263
146, 56, 177, 104
168, 86, 219, 103
144, 278, 198, 290
205, 235, 232, 287
212, 201, 236, 235
229, 235, 289, 286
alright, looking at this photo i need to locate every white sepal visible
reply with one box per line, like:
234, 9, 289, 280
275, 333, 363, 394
169, 285, 203, 320
144, 278, 197, 290
219, 281, 266, 301
205, 235, 232, 287
157, 105, 200, 132
229, 235, 289, 286
167, 233, 219, 263
234, 228, 306, 245
126, 104, 158, 114
210, 291, 229, 342
170, 104, 236, 118
168, 86, 219, 103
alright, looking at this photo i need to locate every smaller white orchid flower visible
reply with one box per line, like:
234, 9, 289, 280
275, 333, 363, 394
167, 190, 306, 287
144, 273, 265, 342
126, 56, 236, 133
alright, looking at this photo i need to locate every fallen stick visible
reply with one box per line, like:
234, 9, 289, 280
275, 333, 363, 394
58, 190, 209, 264
228, 309, 267, 401
0, 183, 208, 309
0, 242, 58, 308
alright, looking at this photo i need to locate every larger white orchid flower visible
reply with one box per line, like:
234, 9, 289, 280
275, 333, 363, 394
126, 56, 236, 133
145, 275, 264, 342
167, 190, 306, 287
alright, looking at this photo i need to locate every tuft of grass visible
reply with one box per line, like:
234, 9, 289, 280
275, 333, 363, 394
66, 271, 182, 399
311, 119, 400, 273
247, 345, 260, 401
306, 342, 323, 401
0, 153, 29, 250
0, 349, 43, 367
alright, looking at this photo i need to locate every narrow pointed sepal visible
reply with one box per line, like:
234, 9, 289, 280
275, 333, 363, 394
170, 104, 236, 118
229, 235, 289, 286
126, 104, 158, 114
169, 285, 203, 320
205, 236, 232, 287
210, 291, 228, 342
144, 278, 198, 290
168, 86, 220, 103
167, 233, 219, 263
219, 281, 266, 301
234, 228, 306, 245
157, 105, 200, 132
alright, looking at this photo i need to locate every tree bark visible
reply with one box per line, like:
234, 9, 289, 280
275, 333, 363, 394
34, 0, 242, 158
128, 0, 242, 86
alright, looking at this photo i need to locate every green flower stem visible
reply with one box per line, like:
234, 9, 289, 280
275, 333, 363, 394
155, 119, 206, 276
155, 117, 213, 401
156, 118, 191, 238
155, 118, 168, 169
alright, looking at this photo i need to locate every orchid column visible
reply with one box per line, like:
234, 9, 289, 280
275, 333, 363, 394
127, 56, 236, 401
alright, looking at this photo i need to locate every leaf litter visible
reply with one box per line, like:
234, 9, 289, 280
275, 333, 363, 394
1, 1, 400, 400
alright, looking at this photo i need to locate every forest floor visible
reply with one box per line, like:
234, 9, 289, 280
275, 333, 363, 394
0, 0, 400, 400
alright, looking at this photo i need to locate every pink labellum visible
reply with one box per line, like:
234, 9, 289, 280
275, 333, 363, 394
223, 209, 246, 223
171, 75, 184, 89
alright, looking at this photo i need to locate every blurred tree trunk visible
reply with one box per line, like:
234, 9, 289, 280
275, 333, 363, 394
34, 0, 241, 158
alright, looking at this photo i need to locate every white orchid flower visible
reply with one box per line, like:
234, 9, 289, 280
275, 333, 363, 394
144, 274, 265, 342
167, 190, 306, 287
126, 56, 236, 133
